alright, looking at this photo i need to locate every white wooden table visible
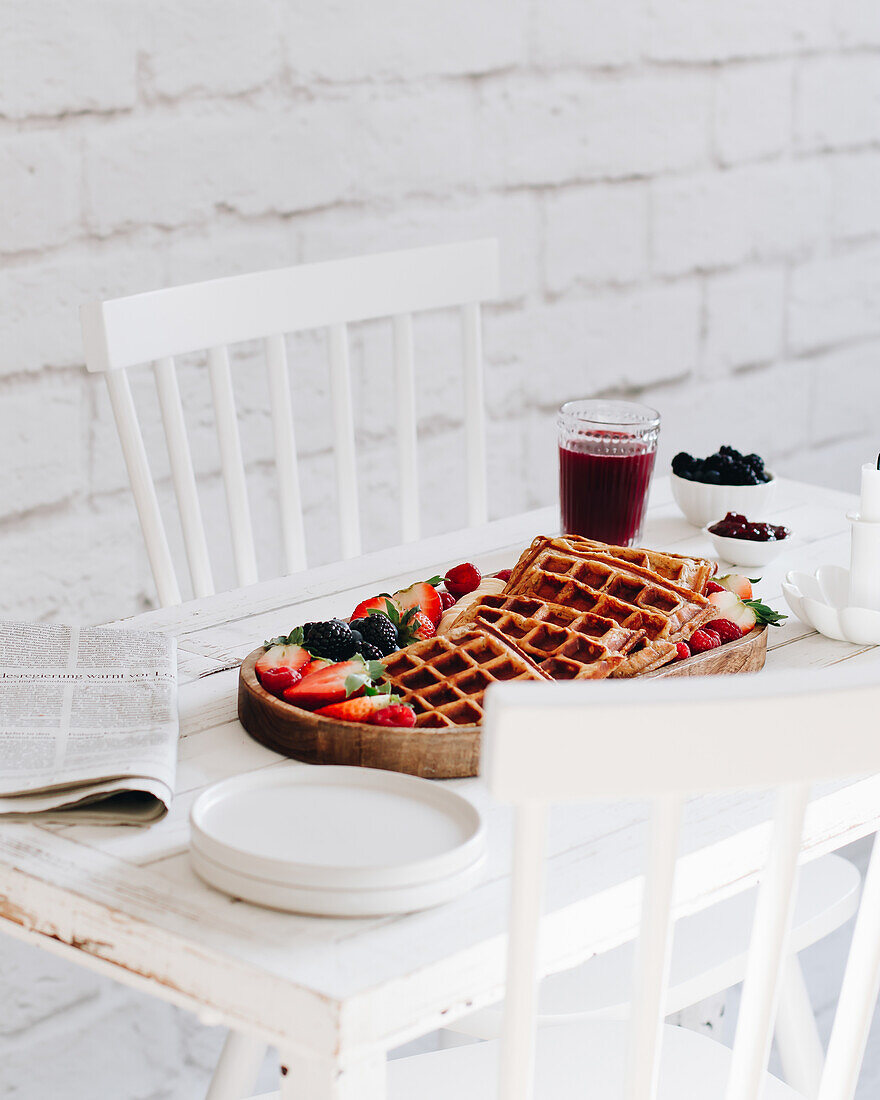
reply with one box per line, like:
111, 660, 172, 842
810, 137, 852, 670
1, 476, 878, 1098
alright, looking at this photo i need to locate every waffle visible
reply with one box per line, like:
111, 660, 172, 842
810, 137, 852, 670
505, 549, 714, 676
380, 624, 550, 728
453, 593, 641, 679
508, 535, 713, 595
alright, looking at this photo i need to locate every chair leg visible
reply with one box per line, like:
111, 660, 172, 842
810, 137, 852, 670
205, 1030, 267, 1100
774, 955, 824, 1098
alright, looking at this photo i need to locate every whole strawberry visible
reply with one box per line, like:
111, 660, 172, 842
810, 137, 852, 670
703, 618, 744, 644
370, 703, 416, 728
675, 641, 691, 661
689, 628, 722, 653
445, 562, 481, 600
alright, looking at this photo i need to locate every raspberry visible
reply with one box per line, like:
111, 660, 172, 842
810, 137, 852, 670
494, 568, 512, 582
675, 642, 691, 661
438, 589, 456, 611
703, 618, 743, 644
704, 579, 725, 595
370, 704, 416, 727
689, 628, 722, 653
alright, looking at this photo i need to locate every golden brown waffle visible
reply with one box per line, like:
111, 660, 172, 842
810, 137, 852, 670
507, 547, 712, 634
508, 535, 714, 595
453, 593, 640, 679
556, 536, 714, 593
380, 625, 550, 728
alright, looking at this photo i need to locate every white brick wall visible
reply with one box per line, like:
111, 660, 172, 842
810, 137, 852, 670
1, 0, 879, 1094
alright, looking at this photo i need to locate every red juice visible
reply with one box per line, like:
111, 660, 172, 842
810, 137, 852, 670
559, 442, 656, 545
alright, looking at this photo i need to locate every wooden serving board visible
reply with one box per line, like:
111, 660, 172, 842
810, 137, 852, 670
237, 626, 767, 780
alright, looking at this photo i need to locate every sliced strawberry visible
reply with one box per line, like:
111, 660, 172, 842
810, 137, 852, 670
370, 703, 416, 727
392, 578, 443, 626
717, 574, 757, 601
282, 656, 385, 710
707, 589, 741, 617
255, 629, 312, 695
315, 695, 395, 722
351, 593, 395, 621
445, 563, 482, 600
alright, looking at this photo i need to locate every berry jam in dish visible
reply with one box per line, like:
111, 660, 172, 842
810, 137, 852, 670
708, 512, 790, 542
557, 400, 660, 546
672, 446, 771, 486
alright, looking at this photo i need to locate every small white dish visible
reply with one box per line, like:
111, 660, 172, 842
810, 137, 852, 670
703, 524, 790, 568
671, 470, 777, 528
783, 566, 880, 645
190, 765, 486, 916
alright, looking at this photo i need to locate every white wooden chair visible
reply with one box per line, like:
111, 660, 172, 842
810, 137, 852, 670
79, 241, 499, 607
387, 669, 880, 1100
443, 850, 858, 1095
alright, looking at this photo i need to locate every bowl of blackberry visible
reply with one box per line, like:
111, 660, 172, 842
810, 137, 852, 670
671, 446, 777, 527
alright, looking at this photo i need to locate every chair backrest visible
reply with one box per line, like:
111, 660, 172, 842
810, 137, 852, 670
483, 670, 880, 1100
80, 240, 499, 607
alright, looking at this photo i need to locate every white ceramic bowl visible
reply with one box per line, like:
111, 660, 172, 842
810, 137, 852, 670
703, 524, 790, 568
783, 566, 880, 644
670, 470, 778, 527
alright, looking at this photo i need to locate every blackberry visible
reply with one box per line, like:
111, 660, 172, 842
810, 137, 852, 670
304, 619, 356, 661
358, 642, 384, 661
671, 452, 695, 478
350, 613, 399, 656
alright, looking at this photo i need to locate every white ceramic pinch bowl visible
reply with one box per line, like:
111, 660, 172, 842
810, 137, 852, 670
782, 565, 880, 645
671, 471, 778, 528
703, 525, 790, 568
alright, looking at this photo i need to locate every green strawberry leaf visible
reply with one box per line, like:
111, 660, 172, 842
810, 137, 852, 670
425, 575, 442, 586
366, 660, 387, 682
344, 673, 370, 698
263, 625, 305, 649
743, 598, 787, 626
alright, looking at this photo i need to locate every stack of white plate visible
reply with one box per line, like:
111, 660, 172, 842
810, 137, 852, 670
189, 765, 486, 917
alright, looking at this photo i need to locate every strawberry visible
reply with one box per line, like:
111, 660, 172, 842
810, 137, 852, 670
717, 574, 759, 601
392, 577, 443, 626
704, 618, 744, 644
707, 589, 741, 617
315, 695, 395, 722
689, 628, 722, 653
704, 579, 726, 595
438, 589, 456, 612
408, 609, 436, 641
445, 563, 482, 600
282, 656, 386, 710
370, 703, 416, 727
494, 569, 512, 582
255, 629, 312, 697
351, 593, 394, 621
675, 641, 691, 661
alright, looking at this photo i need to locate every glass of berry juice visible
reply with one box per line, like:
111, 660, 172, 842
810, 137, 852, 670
557, 399, 660, 545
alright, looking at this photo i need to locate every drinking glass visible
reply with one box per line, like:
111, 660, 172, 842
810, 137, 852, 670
557, 399, 660, 546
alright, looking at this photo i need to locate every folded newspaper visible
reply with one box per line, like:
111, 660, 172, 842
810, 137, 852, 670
0, 621, 178, 824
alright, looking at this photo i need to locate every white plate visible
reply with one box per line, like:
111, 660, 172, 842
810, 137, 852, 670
189, 765, 486, 913
190, 842, 487, 917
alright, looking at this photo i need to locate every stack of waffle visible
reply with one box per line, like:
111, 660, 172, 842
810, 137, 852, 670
382, 536, 716, 728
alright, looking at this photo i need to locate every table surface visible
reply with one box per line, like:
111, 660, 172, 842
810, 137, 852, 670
1, 476, 878, 1068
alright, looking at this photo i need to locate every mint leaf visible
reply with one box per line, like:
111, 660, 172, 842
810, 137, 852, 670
743, 599, 787, 627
